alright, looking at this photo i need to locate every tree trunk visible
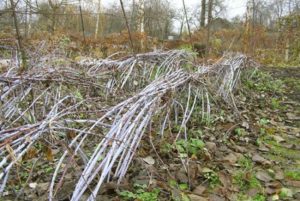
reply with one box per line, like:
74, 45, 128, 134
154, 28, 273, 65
51, 11, 56, 33
285, 38, 289, 62
10, 0, 27, 72
131, 0, 136, 30
120, 0, 135, 54
138, 0, 145, 51
200, 0, 206, 28
182, 0, 192, 44
252, 0, 255, 55
28, 0, 32, 36
205, 0, 213, 61
94, 0, 102, 39
24, 2, 28, 38
179, 17, 184, 38
79, 0, 86, 42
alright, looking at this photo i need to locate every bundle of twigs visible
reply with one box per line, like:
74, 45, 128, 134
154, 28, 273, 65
79, 50, 194, 90
0, 49, 254, 200
54, 53, 250, 200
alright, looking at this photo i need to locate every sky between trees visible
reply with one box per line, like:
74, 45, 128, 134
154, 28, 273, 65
101, 0, 247, 19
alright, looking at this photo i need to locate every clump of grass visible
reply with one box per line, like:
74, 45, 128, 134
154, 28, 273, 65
238, 156, 254, 171
233, 171, 261, 191
243, 70, 284, 93
118, 184, 160, 201
285, 170, 300, 180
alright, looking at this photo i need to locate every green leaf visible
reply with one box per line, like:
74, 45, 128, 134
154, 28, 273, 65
179, 183, 188, 190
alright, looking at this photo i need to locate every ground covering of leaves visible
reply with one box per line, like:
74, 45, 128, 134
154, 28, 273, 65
3, 67, 300, 201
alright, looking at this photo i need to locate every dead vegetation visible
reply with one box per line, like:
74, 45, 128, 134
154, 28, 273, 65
0, 47, 257, 200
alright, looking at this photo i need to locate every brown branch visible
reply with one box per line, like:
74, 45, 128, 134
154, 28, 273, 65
119, 0, 135, 55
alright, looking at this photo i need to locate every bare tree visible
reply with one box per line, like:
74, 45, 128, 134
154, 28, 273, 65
9, 0, 27, 72
94, 0, 102, 39
205, 0, 213, 60
120, 0, 135, 54
182, 0, 192, 44
200, 0, 206, 28
137, 0, 145, 50
78, 0, 85, 41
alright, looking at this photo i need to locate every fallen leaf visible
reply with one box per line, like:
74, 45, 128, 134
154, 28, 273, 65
252, 154, 271, 166
258, 144, 270, 152
188, 194, 208, 201
44, 146, 53, 161
219, 172, 231, 188
256, 171, 273, 182
37, 183, 49, 195
233, 145, 247, 153
176, 171, 188, 183
242, 121, 250, 129
274, 169, 284, 180
192, 185, 207, 196
265, 181, 282, 195
223, 153, 238, 165
142, 156, 155, 165
271, 194, 279, 200
205, 142, 217, 153
286, 180, 300, 187
286, 113, 300, 120
208, 194, 225, 201
29, 183, 37, 189
265, 187, 277, 195
202, 167, 213, 173
247, 188, 260, 197
272, 135, 285, 143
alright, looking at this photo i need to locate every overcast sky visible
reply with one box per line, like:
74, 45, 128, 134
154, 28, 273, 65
101, 0, 247, 19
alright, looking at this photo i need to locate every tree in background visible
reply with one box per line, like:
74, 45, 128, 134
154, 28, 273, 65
200, 0, 206, 28
94, 0, 102, 39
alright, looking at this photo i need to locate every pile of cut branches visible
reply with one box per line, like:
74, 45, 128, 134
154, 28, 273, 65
0, 50, 256, 200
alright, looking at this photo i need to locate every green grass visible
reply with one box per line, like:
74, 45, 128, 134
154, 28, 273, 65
233, 171, 261, 191
176, 138, 205, 157
238, 156, 254, 171
118, 184, 160, 201
203, 170, 220, 188
284, 170, 300, 180
243, 70, 284, 93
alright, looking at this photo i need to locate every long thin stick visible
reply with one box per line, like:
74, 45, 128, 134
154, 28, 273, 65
120, 0, 135, 55
10, 0, 27, 72
182, 0, 192, 47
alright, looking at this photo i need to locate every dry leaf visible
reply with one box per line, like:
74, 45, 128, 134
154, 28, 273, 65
252, 154, 271, 166
256, 171, 273, 182
142, 156, 155, 165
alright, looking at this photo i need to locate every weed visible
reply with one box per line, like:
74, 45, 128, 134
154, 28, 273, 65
235, 128, 247, 137
271, 97, 281, 110
189, 129, 203, 138
118, 184, 160, 201
243, 70, 284, 93
284, 170, 300, 180
203, 170, 220, 188
178, 183, 188, 190
179, 44, 193, 52
237, 193, 266, 201
233, 171, 261, 191
160, 143, 172, 154
279, 188, 293, 199
252, 194, 266, 201
168, 179, 178, 188
258, 118, 269, 135
176, 138, 205, 157
238, 156, 253, 170
259, 118, 269, 126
